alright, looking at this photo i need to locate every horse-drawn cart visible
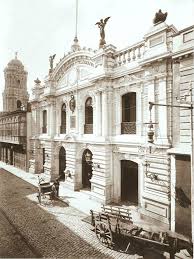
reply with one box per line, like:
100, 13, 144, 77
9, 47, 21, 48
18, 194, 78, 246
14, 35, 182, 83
90, 206, 192, 259
37, 176, 59, 204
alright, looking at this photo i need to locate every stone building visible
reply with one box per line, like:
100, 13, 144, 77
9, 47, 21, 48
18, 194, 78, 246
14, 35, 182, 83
0, 55, 31, 171
29, 19, 194, 236
169, 25, 194, 238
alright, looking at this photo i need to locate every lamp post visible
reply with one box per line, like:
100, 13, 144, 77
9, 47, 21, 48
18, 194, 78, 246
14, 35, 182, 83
148, 81, 194, 245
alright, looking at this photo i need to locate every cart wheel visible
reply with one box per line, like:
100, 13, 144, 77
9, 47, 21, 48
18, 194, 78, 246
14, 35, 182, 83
186, 247, 193, 257
95, 222, 113, 247
37, 192, 41, 204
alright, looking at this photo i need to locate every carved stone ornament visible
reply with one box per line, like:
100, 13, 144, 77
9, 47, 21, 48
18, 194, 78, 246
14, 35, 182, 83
69, 95, 76, 112
153, 9, 167, 25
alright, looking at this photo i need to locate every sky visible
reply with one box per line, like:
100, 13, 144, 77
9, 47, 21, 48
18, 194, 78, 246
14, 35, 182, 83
0, 0, 193, 111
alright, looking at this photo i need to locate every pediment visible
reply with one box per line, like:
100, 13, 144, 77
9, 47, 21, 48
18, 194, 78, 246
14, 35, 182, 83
56, 65, 94, 89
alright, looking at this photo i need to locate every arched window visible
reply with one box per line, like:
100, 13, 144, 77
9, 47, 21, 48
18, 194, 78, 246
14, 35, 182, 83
17, 100, 22, 109
60, 103, 66, 134
84, 97, 93, 134
121, 92, 136, 134
42, 110, 47, 133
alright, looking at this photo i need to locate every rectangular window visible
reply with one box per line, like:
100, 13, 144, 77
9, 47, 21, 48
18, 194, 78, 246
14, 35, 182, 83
42, 110, 47, 133
70, 116, 76, 128
121, 92, 136, 134
149, 35, 164, 47
183, 30, 194, 43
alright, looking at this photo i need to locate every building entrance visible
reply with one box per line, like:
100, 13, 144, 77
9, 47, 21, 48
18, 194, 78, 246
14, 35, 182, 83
59, 147, 66, 180
175, 155, 191, 237
121, 160, 138, 204
82, 149, 93, 190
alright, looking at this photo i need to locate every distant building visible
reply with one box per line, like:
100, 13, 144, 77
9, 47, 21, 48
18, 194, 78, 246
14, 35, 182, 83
0, 54, 31, 171
29, 20, 193, 237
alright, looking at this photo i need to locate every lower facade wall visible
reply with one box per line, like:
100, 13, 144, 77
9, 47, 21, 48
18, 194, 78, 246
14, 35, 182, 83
30, 139, 171, 226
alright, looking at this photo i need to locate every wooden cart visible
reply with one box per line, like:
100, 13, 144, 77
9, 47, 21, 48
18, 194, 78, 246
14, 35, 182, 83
90, 205, 193, 259
37, 176, 58, 204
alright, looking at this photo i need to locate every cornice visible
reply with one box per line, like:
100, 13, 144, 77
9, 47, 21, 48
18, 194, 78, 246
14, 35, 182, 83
51, 50, 95, 83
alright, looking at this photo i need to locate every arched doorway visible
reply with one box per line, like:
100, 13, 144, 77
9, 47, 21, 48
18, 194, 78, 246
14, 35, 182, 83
82, 149, 93, 189
59, 147, 66, 180
121, 160, 138, 204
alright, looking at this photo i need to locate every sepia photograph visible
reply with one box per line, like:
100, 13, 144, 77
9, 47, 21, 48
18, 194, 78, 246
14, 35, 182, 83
0, 0, 194, 258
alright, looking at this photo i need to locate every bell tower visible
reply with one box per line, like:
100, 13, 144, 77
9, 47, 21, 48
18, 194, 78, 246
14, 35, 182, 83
2, 53, 29, 112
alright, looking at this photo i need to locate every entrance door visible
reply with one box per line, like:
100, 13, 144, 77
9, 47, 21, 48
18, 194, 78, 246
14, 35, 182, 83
175, 155, 191, 237
82, 149, 93, 189
59, 147, 66, 180
42, 148, 45, 173
121, 160, 138, 204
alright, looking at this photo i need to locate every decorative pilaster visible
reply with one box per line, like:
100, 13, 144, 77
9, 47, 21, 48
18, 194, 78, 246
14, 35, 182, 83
157, 76, 168, 143
102, 90, 108, 137
78, 105, 84, 136
114, 89, 121, 136
49, 100, 56, 137
94, 91, 102, 136
56, 105, 61, 136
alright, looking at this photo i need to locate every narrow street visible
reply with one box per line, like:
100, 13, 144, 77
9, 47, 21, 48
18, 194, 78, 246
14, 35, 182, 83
0, 168, 142, 259
0, 207, 38, 258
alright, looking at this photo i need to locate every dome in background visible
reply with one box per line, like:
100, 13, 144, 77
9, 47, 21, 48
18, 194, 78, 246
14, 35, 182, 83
5, 53, 25, 71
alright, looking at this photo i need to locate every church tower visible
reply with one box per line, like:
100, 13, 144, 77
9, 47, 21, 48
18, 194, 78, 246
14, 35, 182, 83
2, 53, 29, 112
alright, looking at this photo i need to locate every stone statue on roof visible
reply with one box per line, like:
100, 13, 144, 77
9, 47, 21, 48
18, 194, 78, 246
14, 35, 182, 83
153, 9, 167, 24
49, 54, 56, 72
95, 17, 110, 48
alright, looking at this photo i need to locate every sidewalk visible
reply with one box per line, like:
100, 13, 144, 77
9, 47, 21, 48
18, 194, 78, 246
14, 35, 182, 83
0, 162, 168, 231
0, 162, 102, 215
0, 162, 191, 259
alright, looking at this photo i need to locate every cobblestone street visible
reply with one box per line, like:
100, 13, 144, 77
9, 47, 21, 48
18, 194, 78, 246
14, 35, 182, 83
0, 169, 144, 259
0, 207, 38, 258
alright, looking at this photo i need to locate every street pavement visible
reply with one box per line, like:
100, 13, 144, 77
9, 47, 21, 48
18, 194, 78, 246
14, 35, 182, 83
0, 168, 143, 259
0, 207, 38, 258
0, 165, 190, 259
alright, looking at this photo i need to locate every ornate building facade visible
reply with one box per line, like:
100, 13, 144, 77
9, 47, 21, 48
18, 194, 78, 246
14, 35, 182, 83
29, 20, 194, 236
0, 55, 31, 171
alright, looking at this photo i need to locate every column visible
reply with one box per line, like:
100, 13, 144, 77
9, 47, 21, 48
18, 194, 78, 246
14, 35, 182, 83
158, 76, 168, 143
78, 105, 84, 135
56, 105, 61, 136
107, 90, 113, 136
147, 79, 155, 122
95, 91, 102, 136
50, 101, 56, 137
136, 85, 142, 136
172, 61, 180, 145
115, 90, 121, 136
102, 91, 108, 137
113, 153, 121, 203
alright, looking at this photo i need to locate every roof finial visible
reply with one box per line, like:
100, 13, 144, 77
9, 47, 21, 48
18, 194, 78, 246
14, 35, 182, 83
71, 0, 80, 51
15, 51, 18, 59
75, 0, 78, 39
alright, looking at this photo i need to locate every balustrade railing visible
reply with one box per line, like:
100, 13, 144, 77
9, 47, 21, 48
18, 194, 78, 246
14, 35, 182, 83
42, 126, 47, 134
0, 135, 26, 144
114, 41, 144, 67
60, 125, 66, 134
84, 124, 93, 134
121, 122, 136, 134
